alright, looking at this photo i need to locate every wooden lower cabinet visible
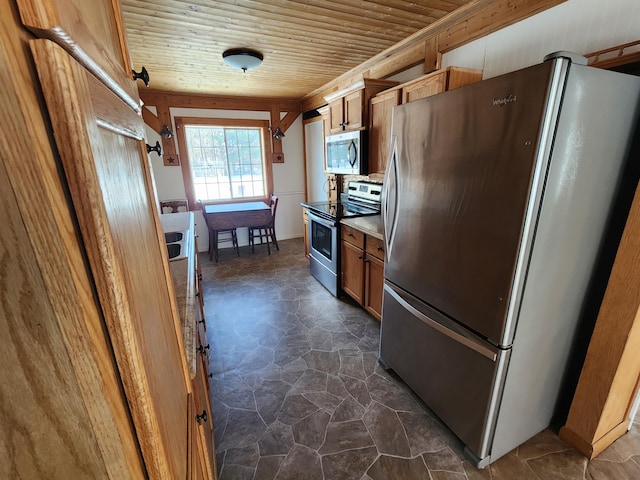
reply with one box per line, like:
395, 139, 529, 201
341, 225, 385, 320
364, 252, 385, 320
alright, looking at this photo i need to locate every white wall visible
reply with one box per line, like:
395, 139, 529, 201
442, 0, 640, 78
146, 107, 305, 252
304, 119, 327, 202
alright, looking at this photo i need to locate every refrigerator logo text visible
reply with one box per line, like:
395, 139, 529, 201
492, 94, 517, 107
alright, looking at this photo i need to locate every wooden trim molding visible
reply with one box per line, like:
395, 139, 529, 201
560, 179, 640, 457
174, 116, 274, 209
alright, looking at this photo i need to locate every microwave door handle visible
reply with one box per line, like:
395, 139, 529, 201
347, 139, 357, 167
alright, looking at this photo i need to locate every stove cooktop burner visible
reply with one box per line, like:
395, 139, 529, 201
301, 199, 379, 220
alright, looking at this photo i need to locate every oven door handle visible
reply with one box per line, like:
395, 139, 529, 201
307, 211, 336, 229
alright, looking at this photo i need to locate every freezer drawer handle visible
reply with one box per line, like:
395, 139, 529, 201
385, 285, 498, 362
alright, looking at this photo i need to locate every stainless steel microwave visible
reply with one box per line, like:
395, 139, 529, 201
325, 130, 366, 175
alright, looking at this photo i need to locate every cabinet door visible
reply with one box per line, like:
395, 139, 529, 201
365, 254, 385, 321
16, 0, 140, 112
32, 39, 189, 479
402, 71, 447, 103
344, 90, 364, 130
328, 98, 344, 133
369, 89, 400, 174
194, 354, 217, 480
341, 240, 365, 304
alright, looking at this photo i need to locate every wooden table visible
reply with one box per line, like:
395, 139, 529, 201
203, 201, 272, 260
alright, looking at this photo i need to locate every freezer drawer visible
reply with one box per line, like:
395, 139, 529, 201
379, 282, 509, 460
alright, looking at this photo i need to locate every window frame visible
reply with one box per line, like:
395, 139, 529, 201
175, 116, 273, 209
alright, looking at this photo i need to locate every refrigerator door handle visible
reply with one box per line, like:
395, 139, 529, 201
384, 283, 498, 362
383, 137, 399, 260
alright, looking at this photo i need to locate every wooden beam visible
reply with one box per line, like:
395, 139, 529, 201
279, 111, 300, 133
367, 41, 426, 80
424, 36, 442, 74
139, 90, 300, 113
142, 106, 161, 133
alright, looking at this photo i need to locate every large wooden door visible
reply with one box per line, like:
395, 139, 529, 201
31, 38, 189, 479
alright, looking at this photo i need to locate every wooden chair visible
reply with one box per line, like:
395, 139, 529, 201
160, 198, 188, 214
198, 200, 239, 262
249, 194, 279, 254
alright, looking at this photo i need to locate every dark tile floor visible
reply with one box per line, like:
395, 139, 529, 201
201, 238, 640, 480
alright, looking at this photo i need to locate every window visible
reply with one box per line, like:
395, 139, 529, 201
175, 117, 273, 205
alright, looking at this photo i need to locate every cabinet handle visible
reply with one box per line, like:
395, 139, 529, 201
348, 233, 354, 237
208, 372, 213, 378
340, 121, 348, 129
198, 318, 205, 325
146, 141, 162, 156
196, 410, 208, 424
131, 66, 150, 87
358, 255, 363, 260
195, 291, 200, 297
198, 273, 203, 281
377, 246, 383, 251
197, 344, 210, 355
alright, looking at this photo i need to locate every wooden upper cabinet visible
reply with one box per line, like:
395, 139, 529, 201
369, 89, 401, 175
325, 78, 398, 134
16, 0, 141, 112
368, 67, 482, 175
402, 70, 447, 103
401, 66, 483, 104
343, 90, 365, 131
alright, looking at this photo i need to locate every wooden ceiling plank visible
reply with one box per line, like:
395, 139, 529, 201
303, 0, 566, 105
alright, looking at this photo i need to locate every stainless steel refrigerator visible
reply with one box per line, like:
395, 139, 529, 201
379, 52, 640, 467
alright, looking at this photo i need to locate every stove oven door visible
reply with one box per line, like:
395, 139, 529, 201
307, 211, 339, 296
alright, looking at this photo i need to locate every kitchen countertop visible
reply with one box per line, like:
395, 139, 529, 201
340, 214, 384, 240
160, 212, 197, 379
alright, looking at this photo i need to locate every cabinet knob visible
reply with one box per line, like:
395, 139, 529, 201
348, 233, 354, 237
198, 273, 203, 282
197, 344, 210, 355
146, 141, 162, 156
131, 66, 150, 87
340, 121, 348, 129
377, 246, 383, 251
195, 291, 200, 297
358, 255, 363, 260
198, 318, 205, 325
196, 410, 208, 423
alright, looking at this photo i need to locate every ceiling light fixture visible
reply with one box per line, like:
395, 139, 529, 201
222, 48, 264, 72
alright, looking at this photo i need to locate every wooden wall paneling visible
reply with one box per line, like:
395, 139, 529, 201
560, 179, 640, 458
30, 38, 190, 479
0, 3, 144, 477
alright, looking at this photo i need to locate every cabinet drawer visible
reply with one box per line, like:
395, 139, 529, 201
366, 236, 385, 260
342, 225, 365, 248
